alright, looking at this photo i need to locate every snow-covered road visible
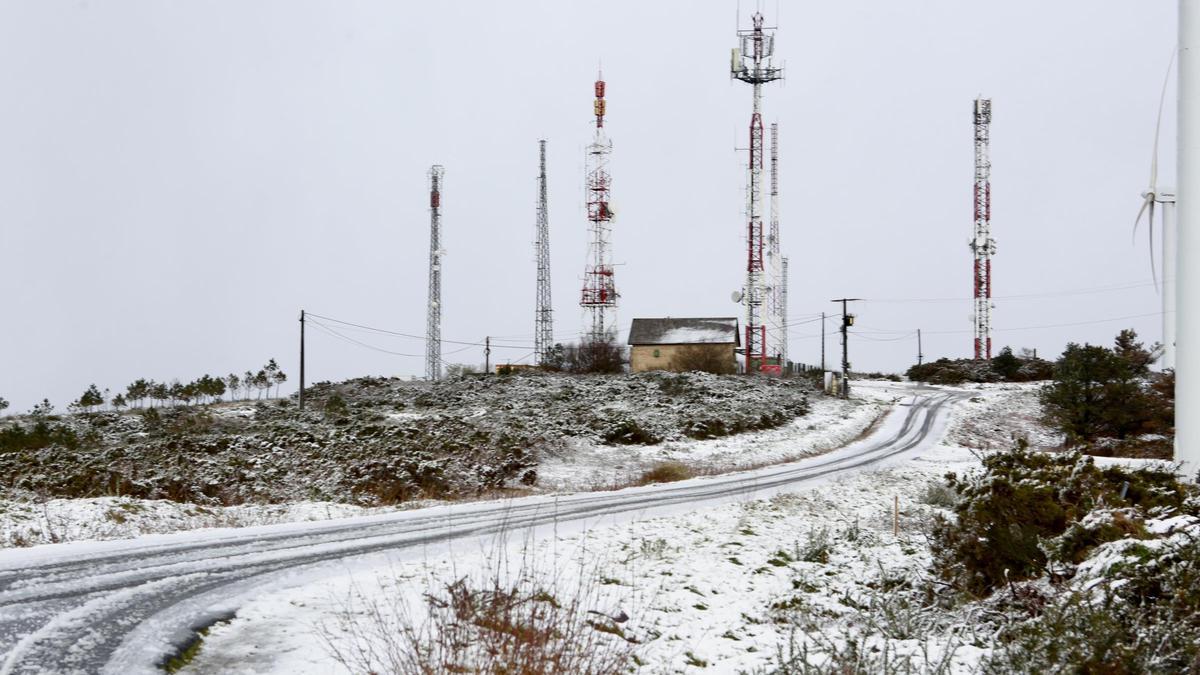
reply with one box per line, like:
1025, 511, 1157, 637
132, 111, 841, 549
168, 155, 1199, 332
0, 387, 966, 674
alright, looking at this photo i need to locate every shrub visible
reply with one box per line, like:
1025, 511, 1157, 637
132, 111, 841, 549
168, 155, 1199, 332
563, 338, 627, 374
985, 533, 1200, 673
318, 545, 635, 674
602, 418, 661, 445
931, 444, 1194, 596
323, 393, 349, 419
906, 352, 1054, 385
0, 420, 81, 452
1040, 331, 1172, 444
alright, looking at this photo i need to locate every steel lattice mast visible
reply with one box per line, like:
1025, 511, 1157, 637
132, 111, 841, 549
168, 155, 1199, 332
767, 121, 784, 364
581, 74, 618, 343
971, 98, 995, 360
534, 140, 554, 364
426, 165, 444, 381
780, 256, 789, 365
732, 12, 783, 373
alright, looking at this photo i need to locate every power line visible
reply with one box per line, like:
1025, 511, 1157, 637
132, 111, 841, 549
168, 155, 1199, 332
863, 279, 1160, 304
306, 312, 534, 350
842, 311, 1167, 338
309, 320, 478, 362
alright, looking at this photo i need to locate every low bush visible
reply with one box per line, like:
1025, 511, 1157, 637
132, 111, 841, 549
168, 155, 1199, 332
931, 444, 1195, 596
636, 461, 694, 485
0, 420, 82, 453
602, 418, 661, 445
906, 349, 1053, 385
319, 545, 635, 675
985, 530, 1200, 673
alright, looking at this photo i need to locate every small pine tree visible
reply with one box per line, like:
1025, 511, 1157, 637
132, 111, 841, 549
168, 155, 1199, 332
0, 397, 8, 414
272, 369, 287, 398
112, 393, 127, 410
991, 346, 1021, 379
30, 399, 54, 418
77, 384, 104, 413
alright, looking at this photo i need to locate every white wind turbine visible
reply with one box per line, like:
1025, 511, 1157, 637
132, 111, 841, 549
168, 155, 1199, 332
1133, 53, 1178, 369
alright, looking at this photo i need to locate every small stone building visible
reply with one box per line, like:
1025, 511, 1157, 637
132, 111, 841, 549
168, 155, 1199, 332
626, 317, 740, 373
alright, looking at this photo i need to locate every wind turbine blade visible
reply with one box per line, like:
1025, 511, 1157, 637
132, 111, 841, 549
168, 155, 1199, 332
1133, 195, 1151, 242
1150, 50, 1177, 188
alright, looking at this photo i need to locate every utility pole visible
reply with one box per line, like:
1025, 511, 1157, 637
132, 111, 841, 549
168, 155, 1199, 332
299, 309, 306, 411
917, 329, 923, 366
831, 298, 861, 398
820, 312, 826, 371
485, 336, 491, 374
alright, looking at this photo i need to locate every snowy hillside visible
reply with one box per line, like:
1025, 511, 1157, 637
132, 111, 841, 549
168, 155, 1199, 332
1, 373, 890, 547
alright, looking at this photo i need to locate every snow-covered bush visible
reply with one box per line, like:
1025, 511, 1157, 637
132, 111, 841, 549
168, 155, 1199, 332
931, 445, 1194, 596
984, 518, 1200, 673
0, 372, 814, 506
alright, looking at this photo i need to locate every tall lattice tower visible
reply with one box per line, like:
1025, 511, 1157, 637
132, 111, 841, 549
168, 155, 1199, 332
732, 12, 783, 373
534, 140, 554, 364
971, 98, 995, 360
426, 165, 444, 381
767, 122, 785, 364
780, 256, 790, 365
581, 74, 618, 343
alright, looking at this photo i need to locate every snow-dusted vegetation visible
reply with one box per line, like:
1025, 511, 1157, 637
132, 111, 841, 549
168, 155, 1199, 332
175, 384, 1196, 674
2, 372, 873, 546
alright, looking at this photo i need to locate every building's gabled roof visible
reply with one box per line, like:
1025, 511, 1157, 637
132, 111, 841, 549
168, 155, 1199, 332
627, 317, 740, 346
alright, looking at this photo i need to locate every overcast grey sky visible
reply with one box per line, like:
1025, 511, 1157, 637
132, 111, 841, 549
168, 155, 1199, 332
0, 1, 1179, 411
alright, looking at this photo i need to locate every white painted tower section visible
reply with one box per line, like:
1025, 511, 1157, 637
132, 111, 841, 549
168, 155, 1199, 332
1161, 191, 1177, 370
1178, 0, 1199, 479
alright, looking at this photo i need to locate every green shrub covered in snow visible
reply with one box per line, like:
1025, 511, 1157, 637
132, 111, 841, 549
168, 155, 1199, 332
931, 444, 1194, 596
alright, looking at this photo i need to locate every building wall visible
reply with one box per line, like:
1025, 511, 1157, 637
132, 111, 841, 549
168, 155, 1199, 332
629, 343, 736, 373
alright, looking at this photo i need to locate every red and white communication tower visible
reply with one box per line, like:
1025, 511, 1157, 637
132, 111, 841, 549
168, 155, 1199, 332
971, 97, 996, 360
581, 74, 618, 343
732, 12, 783, 373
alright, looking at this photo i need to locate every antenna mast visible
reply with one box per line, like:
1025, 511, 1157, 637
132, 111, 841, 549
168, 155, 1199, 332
732, 12, 783, 372
426, 165, 444, 381
768, 122, 785, 365
535, 140, 554, 364
781, 256, 789, 366
581, 74, 618, 343
971, 98, 996, 360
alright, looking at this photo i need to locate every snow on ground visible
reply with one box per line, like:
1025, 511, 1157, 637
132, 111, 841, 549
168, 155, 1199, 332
536, 390, 892, 492
0, 387, 894, 548
943, 382, 1063, 450
179, 443, 985, 674
0, 498, 413, 549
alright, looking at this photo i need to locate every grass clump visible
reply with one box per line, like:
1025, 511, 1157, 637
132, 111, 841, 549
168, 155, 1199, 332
799, 527, 833, 564
320, 553, 635, 675
636, 461, 695, 486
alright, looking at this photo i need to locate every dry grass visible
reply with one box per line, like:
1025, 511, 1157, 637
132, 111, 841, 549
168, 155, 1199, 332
635, 461, 696, 486
317, 538, 636, 675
